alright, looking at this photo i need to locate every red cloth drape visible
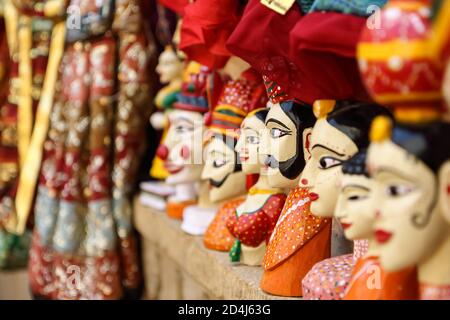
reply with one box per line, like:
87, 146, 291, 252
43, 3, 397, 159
179, 0, 242, 69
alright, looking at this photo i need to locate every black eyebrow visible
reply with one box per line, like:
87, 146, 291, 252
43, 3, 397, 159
342, 184, 370, 193
242, 126, 259, 132
175, 116, 195, 125
210, 150, 226, 157
265, 118, 290, 130
311, 144, 346, 157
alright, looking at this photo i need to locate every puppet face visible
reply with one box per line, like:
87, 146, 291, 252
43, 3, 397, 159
202, 136, 246, 203
300, 118, 358, 217
155, 47, 184, 84
235, 115, 265, 174
335, 174, 376, 240
367, 139, 449, 272
443, 62, 450, 118
160, 110, 204, 185
260, 103, 302, 188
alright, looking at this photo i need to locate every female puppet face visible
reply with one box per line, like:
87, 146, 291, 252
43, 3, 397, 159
162, 109, 204, 185
202, 136, 246, 203
155, 47, 183, 84
260, 103, 301, 188
444, 62, 450, 117
367, 140, 448, 272
335, 174, 376, 240
235, 115, 265, 174
300, 119, 358, 217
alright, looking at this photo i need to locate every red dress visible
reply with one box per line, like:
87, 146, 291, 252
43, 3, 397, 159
227, 194, 286, 248
180, 0, 243, 69
29, 0, 150, 300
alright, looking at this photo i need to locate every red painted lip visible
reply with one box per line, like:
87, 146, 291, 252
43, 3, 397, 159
240, 156, 249, 162
164, 163, 184, 174
341, 222, 352, 230
309, 192, 319, 201
375, 229, 393, 244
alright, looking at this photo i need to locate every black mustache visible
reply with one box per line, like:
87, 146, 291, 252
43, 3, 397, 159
265, 155, 279, 169
209, 172, 232, 188
264, 154, 305, 180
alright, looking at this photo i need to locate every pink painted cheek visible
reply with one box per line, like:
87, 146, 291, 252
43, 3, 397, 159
156, 144, 169, 160
180, 145, 190, 160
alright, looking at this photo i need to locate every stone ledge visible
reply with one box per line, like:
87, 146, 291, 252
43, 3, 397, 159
134, 196, 297, 300
0, 269, 31, 300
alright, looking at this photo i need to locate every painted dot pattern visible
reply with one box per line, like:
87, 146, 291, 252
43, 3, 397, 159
353, 239, 369, 260
215, 69, 268, 116
300, 239, 370, 300
204, 198, 245, 251
226, 194, 286, 248
420, 284, 450, 300
263, 186, 330, 270
302, 254, 355, 300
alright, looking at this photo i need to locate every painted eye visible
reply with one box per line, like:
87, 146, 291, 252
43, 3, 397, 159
270, 128, 289, 138
213, 159, 226, 168
246, 136, 260, 144
318, 157, 342, 169
386, 185, 412, 197
175, 125, 193, 134
347, 194, 368, 201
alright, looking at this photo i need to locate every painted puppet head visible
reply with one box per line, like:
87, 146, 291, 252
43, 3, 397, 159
155, 45, 184, 84
367, 116, 450, 271
259, 78, 316, 188
357, 0, 444, 121
300, 100, 391, 218
202, 69, 267, 203
235, 108, 269, 175
335, 150, 376, 240
157, 62, 220, 185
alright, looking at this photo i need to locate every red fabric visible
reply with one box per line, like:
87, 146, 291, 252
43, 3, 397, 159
180, 0, 242, 69
246, 174, 259, 190
29, 232, 125, 300
288, 12, 369, 103
157, 0, 189, 16
227, 0, 303, 100
291, 12, 364, 58
227, 1, 369, 104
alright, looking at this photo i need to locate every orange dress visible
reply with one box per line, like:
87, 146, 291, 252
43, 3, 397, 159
166, 200, 197, 220
261, 186, 332, 297
204, 197, 245, 251
344, 256, 419, 300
